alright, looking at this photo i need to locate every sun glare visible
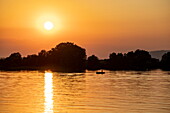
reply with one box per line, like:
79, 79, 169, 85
44, 21, 54, 30
36, 14, 62, 34
44, 72, 53, 113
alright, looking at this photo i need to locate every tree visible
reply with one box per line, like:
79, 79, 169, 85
108, 52, 125, 70
87, 55, 100, 70
22, 54, 38, 67
38, 50, 47, 57
107, 49, 158, 70
133, 49, 152, 70
38, 50, 48, 66
161, 52, 170, 70
2, 52, 22, 69
49, 42, 86, 72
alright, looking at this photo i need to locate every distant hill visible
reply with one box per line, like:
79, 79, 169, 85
149, 50, 170, 60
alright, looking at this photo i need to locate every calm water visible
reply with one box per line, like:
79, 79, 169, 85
0, 70, 170, 113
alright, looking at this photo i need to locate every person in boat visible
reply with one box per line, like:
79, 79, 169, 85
96, 69, 105, 74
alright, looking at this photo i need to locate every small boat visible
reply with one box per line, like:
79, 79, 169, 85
96, 70, 105, 74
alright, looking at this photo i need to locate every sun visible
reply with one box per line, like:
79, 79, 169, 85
36, 15, 62, 34
44, 21, 54, 30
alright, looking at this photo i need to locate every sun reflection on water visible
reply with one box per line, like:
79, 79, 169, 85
44, 72, 54, 113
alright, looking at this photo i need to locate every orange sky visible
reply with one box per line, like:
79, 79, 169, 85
0, 0, 170, 58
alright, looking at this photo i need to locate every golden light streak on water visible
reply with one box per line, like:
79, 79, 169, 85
44, 72, 54, 113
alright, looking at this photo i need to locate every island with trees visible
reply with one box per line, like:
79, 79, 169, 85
0, 42, 169, 72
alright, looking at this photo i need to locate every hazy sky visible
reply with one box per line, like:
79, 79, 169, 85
0, 0, 170, 58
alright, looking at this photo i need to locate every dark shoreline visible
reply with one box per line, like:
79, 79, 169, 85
0, 67, 169, 73
1, 42, 170, 72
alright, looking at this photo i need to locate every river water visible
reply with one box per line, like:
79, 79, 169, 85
0, 70, 170, 113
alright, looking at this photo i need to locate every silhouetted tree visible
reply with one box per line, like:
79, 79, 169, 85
124, 49, 154, 70
133, 49, 152, 70
38, 50, 48, 66
22, 54, 39, 67
107, 49, 158, 70
148, 58, 159, 69
99, 59, 109, 69
8, 52, 22, 67
160, 52, 170, 70
108, 52, 125, 70
0, 52, 22, 70
46, 42, 86, 72
0, 44, 167, 71
87, 55, 100, 70
38, 50, 47, 57
17, 42, 86, 72
0, 58, 5, 69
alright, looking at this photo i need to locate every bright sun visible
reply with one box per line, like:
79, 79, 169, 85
44, 21, 54, 30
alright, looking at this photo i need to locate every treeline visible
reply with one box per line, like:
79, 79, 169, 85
87, 50, 170, 71
0, 42, 170, 72
0, 42, 86, 72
